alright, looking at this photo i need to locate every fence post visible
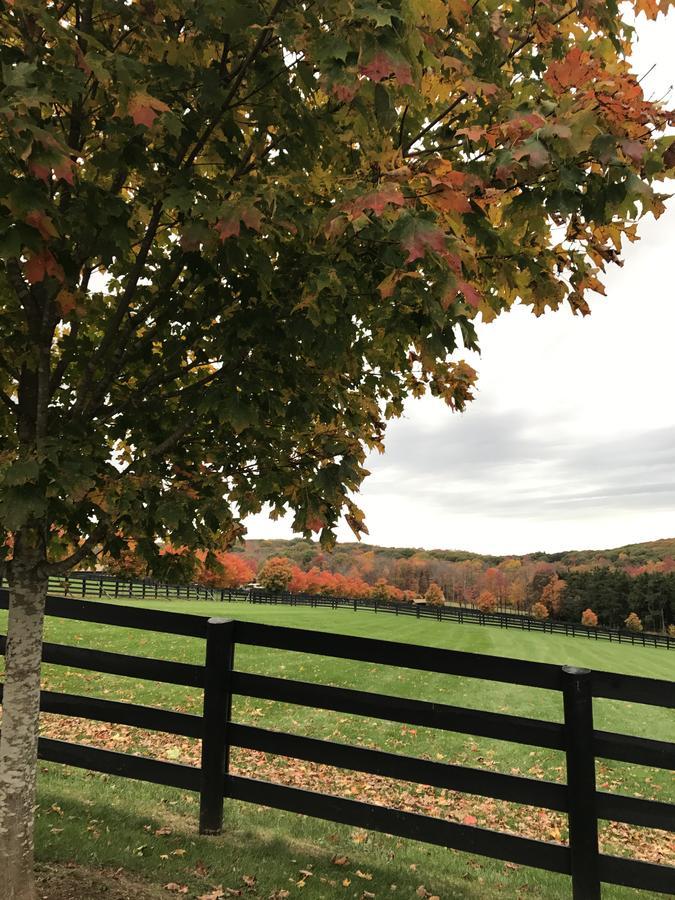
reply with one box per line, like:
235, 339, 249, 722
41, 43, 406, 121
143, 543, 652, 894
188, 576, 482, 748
562, 666, 600, 900
199, 618, 235, 835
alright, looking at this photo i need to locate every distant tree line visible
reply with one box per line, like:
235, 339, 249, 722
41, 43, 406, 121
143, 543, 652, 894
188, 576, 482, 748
97, 540, 675, 633
556, 568, 674, 632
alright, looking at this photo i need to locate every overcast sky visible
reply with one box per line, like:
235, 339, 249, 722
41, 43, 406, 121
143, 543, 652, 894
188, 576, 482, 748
245, 9, 675, 556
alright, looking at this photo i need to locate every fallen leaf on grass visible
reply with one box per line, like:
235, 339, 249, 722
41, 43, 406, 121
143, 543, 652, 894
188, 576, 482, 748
242, 874, 257, 888
356, 870, 373, 880
462, 815, 478, 826
332, 855, 350, 866
198, 890, 225, 900
342, 878, 351, 887
155, 826, 173, 836
164, 884, 188, 894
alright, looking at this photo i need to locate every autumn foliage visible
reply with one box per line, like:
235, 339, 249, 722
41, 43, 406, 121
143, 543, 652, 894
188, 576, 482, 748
531, 602, 549, 621
581, 609, 599, 628
624, 612, 643, 633
476, 590, 497, 613
424, 582, 445, 606
257, 557, 295, 593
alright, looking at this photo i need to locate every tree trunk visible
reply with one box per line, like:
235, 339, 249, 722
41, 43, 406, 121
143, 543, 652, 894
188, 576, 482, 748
0, 545, 47, 900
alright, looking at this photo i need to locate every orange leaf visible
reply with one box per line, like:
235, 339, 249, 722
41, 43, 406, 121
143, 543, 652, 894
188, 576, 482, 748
24, 249, 64, 285
129, 92, 171, 127
25, 211, 58, 241
56, 289, 78, 317
215, 215, 240, 241
28, 160, 50, 184
359, 51, 413, 85
54, 157, 75, 185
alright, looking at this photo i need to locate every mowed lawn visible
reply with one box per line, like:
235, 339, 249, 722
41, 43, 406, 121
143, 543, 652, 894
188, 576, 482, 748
1, 600, 673, 899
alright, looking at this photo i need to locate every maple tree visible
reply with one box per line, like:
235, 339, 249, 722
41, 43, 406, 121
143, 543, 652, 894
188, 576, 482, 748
0, 0, 674, 895
581, 608, 598, 627
476, 589, 497, 613
531, 602, 549, 621
539, 574, 567, 616
257, 557, 295, 593
624, 612, 644, 633
424, 582, 445, 605
197, 551, 255, 590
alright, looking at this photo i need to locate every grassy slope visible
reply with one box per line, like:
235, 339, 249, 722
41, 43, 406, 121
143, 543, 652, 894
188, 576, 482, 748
2, 601, 673, 899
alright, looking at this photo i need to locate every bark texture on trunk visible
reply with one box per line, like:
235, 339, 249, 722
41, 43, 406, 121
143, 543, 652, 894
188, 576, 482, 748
0, 550, 47, 900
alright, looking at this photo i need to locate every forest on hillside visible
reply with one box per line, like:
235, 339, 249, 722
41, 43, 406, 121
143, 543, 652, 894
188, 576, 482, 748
101, 537, 675, 634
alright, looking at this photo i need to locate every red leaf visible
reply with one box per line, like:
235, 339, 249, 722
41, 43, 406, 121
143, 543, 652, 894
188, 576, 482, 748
24, 249, 64, 285
28, 161, 50, 184
619, 139, 645, 164
345, 184, 405, 219
462, 815, 478, 826
429, 187, 471, 214
400, 220, 446, 263
25, 211, 58, 241
456, 126, 485, 142
544, 48, 596, 94
240, 206, 262, 232
56, 289, 78, 316
331, 81, 358, 103
359, 51, 413, 85
305, 516, 324, 534
54, 157, 75, 185
128, 92, 171, 128
215, 215, 240, 242
456, 280, 481, 308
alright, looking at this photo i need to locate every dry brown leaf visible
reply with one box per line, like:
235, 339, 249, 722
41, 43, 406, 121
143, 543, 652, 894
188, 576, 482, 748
198, 889, 225, 900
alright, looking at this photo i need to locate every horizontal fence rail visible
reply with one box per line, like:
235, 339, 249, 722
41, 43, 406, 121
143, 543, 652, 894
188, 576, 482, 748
3, 569, 669, 650
0, 592, 673, 897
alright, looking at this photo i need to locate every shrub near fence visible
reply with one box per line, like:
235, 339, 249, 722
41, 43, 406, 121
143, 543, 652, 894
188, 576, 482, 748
7, 570, 671, 650
0, 590, 673, 898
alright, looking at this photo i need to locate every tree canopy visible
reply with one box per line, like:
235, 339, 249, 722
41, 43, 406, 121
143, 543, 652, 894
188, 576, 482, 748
1, 0, 673, 574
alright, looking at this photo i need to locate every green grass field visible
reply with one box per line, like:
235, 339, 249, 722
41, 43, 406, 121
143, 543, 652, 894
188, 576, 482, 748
1, 600, 673, 899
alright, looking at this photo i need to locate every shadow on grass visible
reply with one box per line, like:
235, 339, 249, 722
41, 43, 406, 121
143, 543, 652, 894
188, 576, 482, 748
35, 766, 531, 899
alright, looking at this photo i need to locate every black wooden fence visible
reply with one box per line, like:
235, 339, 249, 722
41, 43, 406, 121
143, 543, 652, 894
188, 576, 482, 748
0, 590, 673, 898
15, 569, 673, 650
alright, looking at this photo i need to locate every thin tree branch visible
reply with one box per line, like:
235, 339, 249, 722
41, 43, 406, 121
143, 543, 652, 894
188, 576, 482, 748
44, 524, 108, 575
182, 0, 288, 168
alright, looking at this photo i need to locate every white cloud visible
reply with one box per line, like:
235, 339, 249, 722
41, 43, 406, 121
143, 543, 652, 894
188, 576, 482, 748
245, 11, 675, 555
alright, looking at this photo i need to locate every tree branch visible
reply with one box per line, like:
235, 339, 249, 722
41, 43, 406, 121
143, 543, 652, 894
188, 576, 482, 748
181, 0, 288, 168
44, 524, 108, 575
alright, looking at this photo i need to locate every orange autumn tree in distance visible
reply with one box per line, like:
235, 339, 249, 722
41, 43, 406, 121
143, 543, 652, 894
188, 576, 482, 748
1, 1, 675, 897
476, 590, 498, 613
257, 557, 295, 593
581, 608, 599, 628
425, 582, 446, 605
